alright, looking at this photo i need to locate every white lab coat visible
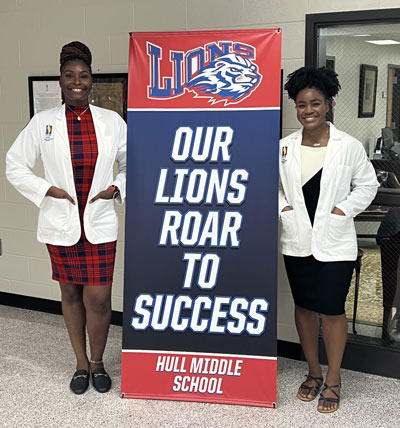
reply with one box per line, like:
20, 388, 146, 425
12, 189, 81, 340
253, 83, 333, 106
6, 104, 127, 246
279, 123, 379, 261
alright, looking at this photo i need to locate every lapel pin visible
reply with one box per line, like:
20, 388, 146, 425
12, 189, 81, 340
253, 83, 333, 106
281, 146, 288, 163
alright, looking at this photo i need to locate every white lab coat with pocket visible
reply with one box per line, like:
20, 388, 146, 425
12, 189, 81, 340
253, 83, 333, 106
6, 104, 127, 246
279, 123, 379, 261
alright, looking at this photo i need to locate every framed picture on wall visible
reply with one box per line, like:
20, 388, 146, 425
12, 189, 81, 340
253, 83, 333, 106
28, 73, 128, 121
358, 64, 378, 118
28, 77, 62, 116
89, 74, 127, 121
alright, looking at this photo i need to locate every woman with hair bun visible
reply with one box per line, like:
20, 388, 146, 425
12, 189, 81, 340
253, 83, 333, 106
279, 67, 378, 413
6, 41, 126, 395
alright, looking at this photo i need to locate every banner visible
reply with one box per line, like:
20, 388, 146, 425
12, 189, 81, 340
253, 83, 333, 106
122, 29, 281, 407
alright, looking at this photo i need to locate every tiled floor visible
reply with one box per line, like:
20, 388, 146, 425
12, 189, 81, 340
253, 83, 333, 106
1, 305, 400, 428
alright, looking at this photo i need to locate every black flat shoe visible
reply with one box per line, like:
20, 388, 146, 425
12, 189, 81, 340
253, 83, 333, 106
91, 367, 111, 393
70, 369, 90, 394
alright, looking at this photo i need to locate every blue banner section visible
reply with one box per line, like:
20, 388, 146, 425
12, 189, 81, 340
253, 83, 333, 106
123, 110, 279, 357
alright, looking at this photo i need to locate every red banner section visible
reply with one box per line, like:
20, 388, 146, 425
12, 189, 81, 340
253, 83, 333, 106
121, 351, 277, 407
128, 29, 281, 109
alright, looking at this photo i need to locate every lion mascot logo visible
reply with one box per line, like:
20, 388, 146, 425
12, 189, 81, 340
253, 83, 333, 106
186, 53, 262, 105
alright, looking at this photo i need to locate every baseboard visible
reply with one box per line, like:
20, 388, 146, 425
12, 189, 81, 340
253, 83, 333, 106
1, 291, 303, 358
277, 339, 304, 361
1, 291, 399, 379
0, 291, 123, 326
319, 336, 400, 379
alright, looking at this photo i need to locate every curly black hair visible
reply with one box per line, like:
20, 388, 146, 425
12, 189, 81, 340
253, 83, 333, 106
60, 41, 92, 73
284, 67, 340, 101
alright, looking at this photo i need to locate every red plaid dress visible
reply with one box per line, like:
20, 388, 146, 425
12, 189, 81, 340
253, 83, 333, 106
46, 105, 117, 285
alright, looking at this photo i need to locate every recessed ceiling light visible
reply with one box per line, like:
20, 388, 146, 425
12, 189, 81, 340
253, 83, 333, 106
352, 34, 371, 37
366, 40, 400, 45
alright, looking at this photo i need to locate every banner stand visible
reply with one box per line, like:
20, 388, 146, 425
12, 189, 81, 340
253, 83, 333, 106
121, 29, 281, 407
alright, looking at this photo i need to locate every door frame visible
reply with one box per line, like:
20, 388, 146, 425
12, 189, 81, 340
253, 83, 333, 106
305, 9, 400, 67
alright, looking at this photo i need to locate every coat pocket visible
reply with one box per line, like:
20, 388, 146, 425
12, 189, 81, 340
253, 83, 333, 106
89, 199, 117, 227
280, 209, 298, 242
39, 198, 69, 230
327, 213, 355, 247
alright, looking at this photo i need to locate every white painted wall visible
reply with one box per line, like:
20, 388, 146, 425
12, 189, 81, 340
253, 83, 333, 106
0, 0, 397, 344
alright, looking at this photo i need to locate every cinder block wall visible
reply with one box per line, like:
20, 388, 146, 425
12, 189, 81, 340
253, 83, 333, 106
0, 0, 396, 343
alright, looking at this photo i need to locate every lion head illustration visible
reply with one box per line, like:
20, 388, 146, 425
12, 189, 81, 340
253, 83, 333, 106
186, 53, 261, 104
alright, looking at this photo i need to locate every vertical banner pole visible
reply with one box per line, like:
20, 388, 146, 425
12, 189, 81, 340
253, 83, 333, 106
122, 29, 281, 407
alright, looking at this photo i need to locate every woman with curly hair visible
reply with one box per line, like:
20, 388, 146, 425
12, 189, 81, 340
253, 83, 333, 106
6, 41, 126, 395
279, 67, 378, 413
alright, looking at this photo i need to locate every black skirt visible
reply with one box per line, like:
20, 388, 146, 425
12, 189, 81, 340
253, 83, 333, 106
284, 255, 354, 315
284, 168, 354, 315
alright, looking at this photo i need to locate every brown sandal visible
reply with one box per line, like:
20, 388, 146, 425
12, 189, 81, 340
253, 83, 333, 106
318, 383, 341, 413
297, 374, 323, 402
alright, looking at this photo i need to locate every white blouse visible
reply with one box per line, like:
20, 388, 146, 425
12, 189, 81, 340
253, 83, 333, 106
301, 145, 327, 186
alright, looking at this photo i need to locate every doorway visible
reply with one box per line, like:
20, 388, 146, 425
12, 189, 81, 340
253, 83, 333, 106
306, 8, 400, 379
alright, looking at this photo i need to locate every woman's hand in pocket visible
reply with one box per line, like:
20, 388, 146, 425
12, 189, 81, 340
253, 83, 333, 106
90, 188, 114, 203
331, 207, 345, 216
46, 186, 75, 204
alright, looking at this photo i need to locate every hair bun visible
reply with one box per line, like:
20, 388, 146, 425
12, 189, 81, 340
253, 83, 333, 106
60, 41, 92, 71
